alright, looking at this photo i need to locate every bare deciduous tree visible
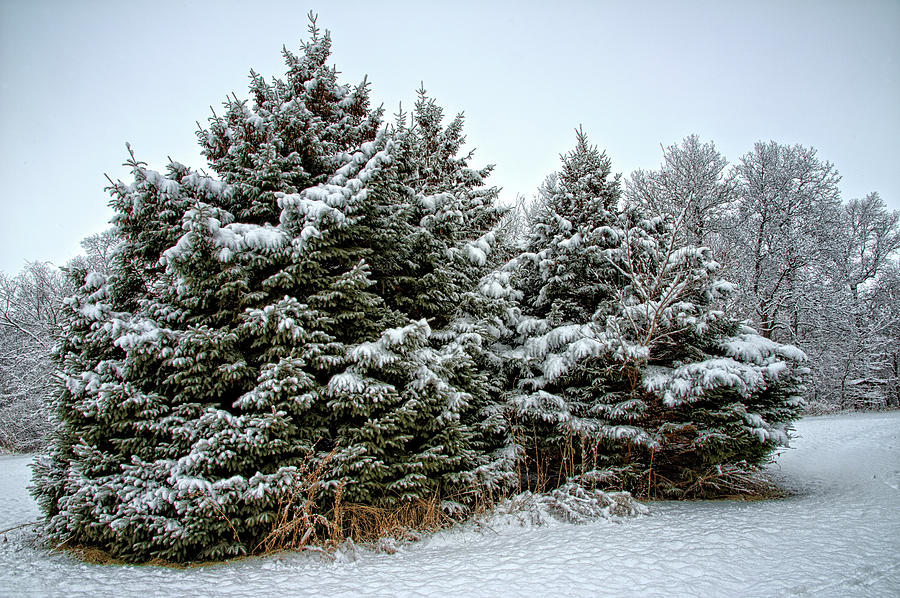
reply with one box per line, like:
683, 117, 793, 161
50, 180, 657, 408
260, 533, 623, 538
807, 194, 900, 410
68, 228, 119, 276
723, 142, 842, 341
0, 262, 70, 451
626, 137, 899, 412
0, 229, 117, 451
626, 135, 734, 248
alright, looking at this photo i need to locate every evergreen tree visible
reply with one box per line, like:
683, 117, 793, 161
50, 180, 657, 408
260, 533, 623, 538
200, 14, 381, 226
495, 130, 629, 490
610, 203, 807, 496
385, 89, 514, 496
33, 19, 509, 562
497, 131, 806, 496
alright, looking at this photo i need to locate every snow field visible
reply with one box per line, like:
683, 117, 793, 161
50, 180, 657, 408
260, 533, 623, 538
1, 412, 898, 597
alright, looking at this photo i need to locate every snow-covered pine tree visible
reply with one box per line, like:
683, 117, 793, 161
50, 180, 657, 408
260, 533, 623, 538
271, 135, 473, 509
291, 89, 514, 508
384, 89, 515, 498
610, 203, 807, 496
498, 128, 634, 491
34, 18, 509, 562
30, 153, 221, 559
200, 14, 381, 227
34, 150, 338, 561
497, 130, 807, 496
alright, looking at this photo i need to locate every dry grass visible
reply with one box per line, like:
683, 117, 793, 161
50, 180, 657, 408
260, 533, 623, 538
253, 447, 339, 554
257, 479, 460, 555
329, 496, 452, 546
253, 448, 464, 556
509, 420, 786, 501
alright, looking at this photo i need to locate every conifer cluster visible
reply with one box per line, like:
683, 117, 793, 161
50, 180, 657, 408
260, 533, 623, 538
33, 18, 806, 562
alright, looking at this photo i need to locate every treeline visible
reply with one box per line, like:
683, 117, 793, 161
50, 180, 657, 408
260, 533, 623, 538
0, 231, 116, 451
624, 136, 900, 411
4, 139, 895, 453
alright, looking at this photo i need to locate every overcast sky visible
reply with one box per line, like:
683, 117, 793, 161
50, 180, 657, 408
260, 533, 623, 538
1, 0, 898, 274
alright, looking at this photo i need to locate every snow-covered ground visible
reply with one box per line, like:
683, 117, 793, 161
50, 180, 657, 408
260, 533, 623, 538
1, 412, 898, 597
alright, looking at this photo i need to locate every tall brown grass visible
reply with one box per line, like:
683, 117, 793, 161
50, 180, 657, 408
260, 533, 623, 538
253, 450, 462, 555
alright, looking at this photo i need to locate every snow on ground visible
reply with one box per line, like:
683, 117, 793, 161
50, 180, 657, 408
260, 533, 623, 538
1, 412, 898, 597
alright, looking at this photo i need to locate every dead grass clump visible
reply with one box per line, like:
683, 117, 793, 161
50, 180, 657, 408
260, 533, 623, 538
60, 545, 124, 566
254, 449, 337, 554
254, 449, 465, 555
330, 495, 453, 546
258, 483, 459, 556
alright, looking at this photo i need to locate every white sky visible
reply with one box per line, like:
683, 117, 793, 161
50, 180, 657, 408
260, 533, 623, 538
1, 0, 898, 274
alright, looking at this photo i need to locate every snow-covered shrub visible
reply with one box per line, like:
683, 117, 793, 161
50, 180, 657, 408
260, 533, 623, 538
485, 482, 648, 527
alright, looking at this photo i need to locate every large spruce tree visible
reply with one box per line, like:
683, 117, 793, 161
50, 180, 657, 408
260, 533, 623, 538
33, 18, 506, 562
